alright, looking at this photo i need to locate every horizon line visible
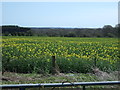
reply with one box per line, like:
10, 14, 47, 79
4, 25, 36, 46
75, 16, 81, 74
1, 24, 117, 29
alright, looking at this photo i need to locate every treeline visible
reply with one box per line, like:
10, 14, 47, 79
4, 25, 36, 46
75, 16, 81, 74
1, 25, 31, 36
1, 24, 120, 37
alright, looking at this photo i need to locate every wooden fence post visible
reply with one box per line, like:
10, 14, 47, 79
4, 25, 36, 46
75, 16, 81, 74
94, 57, 97, 67
51, 56, 60, 75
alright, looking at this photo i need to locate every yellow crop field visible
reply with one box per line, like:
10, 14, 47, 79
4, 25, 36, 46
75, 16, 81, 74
2, 36, 119, 73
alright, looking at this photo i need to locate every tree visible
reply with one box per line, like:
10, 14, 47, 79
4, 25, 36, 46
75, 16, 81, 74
115, 24, 120, 37
102, 25, 114, 37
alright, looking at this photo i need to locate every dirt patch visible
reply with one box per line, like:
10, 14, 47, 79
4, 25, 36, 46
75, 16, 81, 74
92, 68, 119, 81
2, 72, 34, 82
1, 71, 119, 84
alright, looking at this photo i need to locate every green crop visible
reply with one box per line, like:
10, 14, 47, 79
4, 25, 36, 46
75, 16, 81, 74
2, 36, 119, 73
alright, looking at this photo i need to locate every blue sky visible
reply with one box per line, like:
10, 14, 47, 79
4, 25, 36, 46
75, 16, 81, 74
2, 2, 118, 28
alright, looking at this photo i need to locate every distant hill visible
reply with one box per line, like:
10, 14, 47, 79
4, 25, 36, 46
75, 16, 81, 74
1, 25, 119, 37
1, 25, 31, 36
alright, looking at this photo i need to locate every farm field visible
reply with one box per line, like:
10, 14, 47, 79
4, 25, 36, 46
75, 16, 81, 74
2, 36, 120, 74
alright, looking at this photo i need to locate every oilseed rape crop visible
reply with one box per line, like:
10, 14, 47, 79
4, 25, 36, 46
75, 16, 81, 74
2, 36, 119, 73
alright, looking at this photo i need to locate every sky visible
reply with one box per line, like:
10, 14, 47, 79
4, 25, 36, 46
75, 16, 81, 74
2, 2, 118, 28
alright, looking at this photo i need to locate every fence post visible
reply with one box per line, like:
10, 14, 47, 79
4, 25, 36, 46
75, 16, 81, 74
51, 56, 60, 75
94, 56, 97, 68
19, 87, 25, 90
83, 86, 85, 90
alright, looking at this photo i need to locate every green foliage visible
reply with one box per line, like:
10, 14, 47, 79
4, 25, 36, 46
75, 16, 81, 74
2, 36, 119, 74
